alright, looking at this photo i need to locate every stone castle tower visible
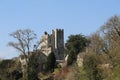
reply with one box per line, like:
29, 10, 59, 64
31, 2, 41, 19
40, 29, 64, 60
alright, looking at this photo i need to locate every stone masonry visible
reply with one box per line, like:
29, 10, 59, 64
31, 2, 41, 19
40, 29, 64, 60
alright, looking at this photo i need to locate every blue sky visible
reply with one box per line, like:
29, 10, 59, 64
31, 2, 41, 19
0, 0, 120, 59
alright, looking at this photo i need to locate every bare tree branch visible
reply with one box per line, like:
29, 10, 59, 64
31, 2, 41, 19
8, 29, 37, 61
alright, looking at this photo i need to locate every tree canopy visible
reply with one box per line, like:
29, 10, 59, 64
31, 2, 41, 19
45, 51, 56, 72
66, 34, 89, 54
66, 34, 90, 65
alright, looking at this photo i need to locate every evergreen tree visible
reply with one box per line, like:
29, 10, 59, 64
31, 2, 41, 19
46, 52, 56, 72
66, 34, 90, 65
67, 50, 76, 65
27, 53, 39, 80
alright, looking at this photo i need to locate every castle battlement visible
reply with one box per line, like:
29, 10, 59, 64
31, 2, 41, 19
40, 29, 64, 60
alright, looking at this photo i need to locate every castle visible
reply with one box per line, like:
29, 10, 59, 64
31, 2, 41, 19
40, 29, 64, 60
19, 29, 65, 73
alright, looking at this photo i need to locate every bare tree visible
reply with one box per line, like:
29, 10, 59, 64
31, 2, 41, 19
100, 15, 120, 67
88, 32, 108, 54
101, 15, 120, 44
8, 29, 36, 62
8, 29, 37, 80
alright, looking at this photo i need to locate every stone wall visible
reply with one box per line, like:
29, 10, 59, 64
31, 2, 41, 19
40, 29, 64, 60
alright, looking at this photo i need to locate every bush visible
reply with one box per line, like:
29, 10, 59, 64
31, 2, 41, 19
0, 59, 22, 80
67, 50, 76, 65
83, 53, 102, 80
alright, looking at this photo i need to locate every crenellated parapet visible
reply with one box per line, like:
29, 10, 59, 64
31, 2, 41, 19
40, 29, 64, 60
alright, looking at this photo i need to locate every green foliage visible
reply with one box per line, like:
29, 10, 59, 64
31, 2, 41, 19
66, 34, 89, 65
110, 66, 120, 80
10, 70, 22, 80
84, 54, 102, 80
77, 67, 89, 80
65, 64, 89, 80
27, 53, 39, 80
45, 52, 56, 72
66, 34, 89, 54
0, 59, 22, 80
67, 50, 76, 65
